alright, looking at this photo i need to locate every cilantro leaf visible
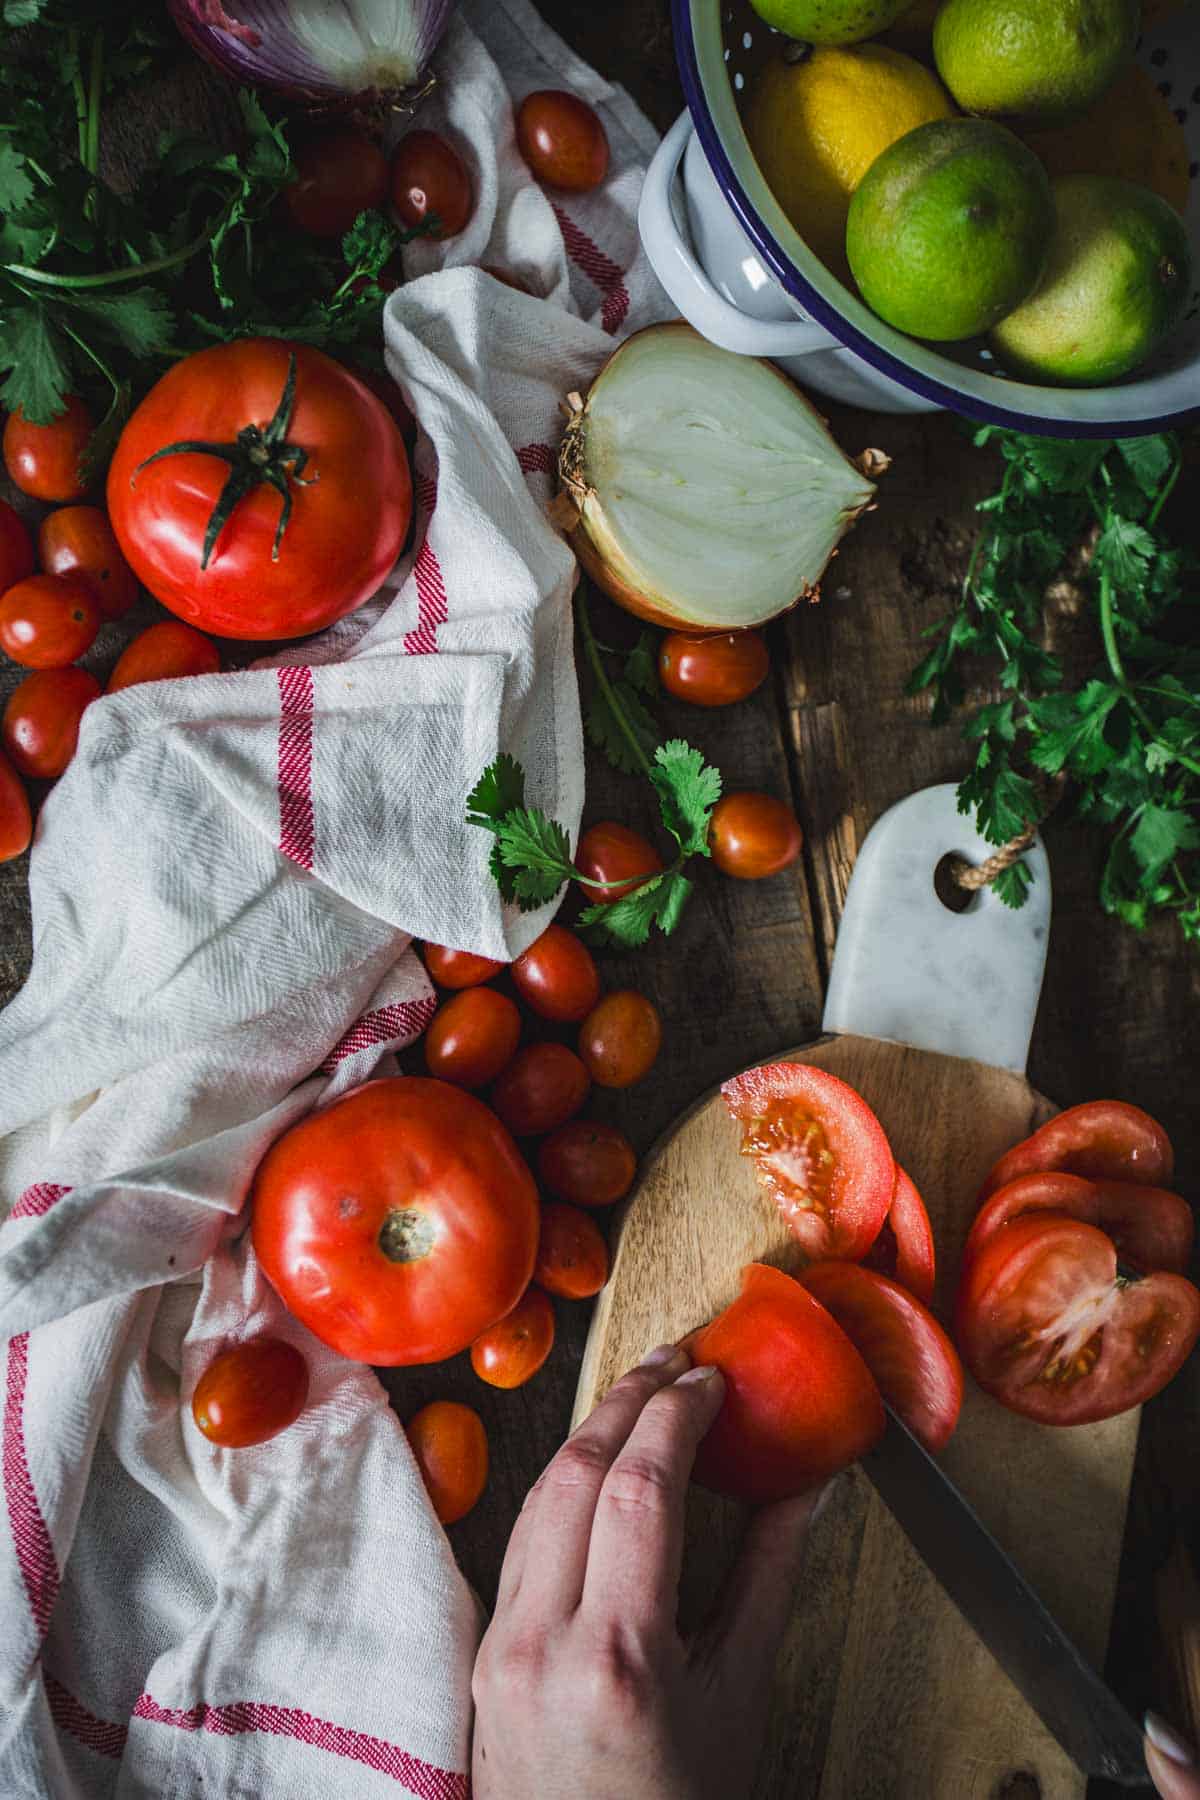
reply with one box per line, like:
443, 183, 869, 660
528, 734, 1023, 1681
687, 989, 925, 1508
62, 286, 175, 358
0, 142, 35, 215
0, 304, 71, 423
958, 750, 1038, 846
467, 755, 526, 829
651, 740, 722, 857
493, 808, 574, 883
1130, 805, 1200, 881
623, 633, 659, 699
1019, 437, 1109, 493
1093, 515, 1157, 593
1026, 682, 1122, 777
578, 868, 695, 947
1117, 435, 1176, 499
992, 861, 1034, 910
586, 676, 659, 776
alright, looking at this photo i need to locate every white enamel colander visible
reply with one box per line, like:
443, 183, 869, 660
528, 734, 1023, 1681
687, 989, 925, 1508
639, 0, 1200, 431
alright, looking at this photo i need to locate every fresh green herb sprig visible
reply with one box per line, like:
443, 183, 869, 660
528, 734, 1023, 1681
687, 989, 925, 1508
466, 597, 724, 949
0, 5, 420, 446
910, 428, 1200, 937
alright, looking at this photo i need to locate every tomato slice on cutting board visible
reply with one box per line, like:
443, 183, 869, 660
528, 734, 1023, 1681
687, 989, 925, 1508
965, 1171, 1194, 1277
800, 1262, 963, 1453
980, 1100, 1174, 1200
956, 1213, 1200, 1427
685, 1263, 885, 1504
722, 1063, 895, 1263
861, 1166, 936, 1306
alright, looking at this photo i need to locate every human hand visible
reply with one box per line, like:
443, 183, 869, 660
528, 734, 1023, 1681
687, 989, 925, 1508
471, 1343, 826, 1800
1146, 1713, 1200, 1798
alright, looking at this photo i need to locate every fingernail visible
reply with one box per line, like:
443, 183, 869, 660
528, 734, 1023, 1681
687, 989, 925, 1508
1146, 1712, 1196, 1767
641, 1344, 687, 1370
675, 1364, 721, 1387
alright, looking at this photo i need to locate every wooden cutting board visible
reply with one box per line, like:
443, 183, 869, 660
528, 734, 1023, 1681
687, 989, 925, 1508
573, 789, 1141, 1799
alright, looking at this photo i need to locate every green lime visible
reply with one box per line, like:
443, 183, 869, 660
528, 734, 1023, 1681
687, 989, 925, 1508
748, 0, 912, 44
934, 0, 1140, 125
990, 174, 1194, 384
846, 118, 1054, 340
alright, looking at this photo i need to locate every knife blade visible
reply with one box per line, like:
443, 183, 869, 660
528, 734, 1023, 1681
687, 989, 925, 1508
862, 1408, 1150, 1788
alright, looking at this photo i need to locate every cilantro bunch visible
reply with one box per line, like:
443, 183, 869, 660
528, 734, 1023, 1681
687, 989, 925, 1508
0, 2, 412, 456
467, 594, 724, 950
911, 429, 1200, 938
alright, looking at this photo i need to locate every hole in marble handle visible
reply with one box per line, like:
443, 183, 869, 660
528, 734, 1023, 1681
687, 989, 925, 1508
933, 852, 979, 916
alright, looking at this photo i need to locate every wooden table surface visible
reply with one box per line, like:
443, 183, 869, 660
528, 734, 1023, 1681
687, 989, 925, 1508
2, 2, 1197, 1789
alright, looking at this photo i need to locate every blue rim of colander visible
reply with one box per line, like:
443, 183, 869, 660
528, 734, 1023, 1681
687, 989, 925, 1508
671, 0, 1192, 439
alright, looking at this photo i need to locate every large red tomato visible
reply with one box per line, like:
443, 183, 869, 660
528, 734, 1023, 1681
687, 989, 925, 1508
980, 1100, 1173, 1199
956, 1214, 1200, 1426
685, 1263, 885, 1504
963, 1171, 1194, 1277
251, 1077, 539, 1365
722, 1062, 895, 1264
107, 340, 411, 641
799, 1261, 962, 1453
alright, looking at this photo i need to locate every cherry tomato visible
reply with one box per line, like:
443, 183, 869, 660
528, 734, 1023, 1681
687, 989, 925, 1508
425, 987, 521, 1089
0, 750, 32, 861
534, 1202, 609, 1299
658, 631, 769, 708
470, 1286, 555, 1390
861, 1167, 936, 1307
3, 395, 94, 502
799, 1262, 962, 1453
285, 128, 390, 238
252, 1076, 539, 1365
575, 820, 663, 904
38, 506, 139, 620
107, 620, 220, 692
516, 91, 610, 193
723, 1062, 896, 1264
956, 1213, 1200, 1426
2, 667, 101, 779
108, 340, 410, 641
491, 1042, 590, 1136
421, 942, 505, 990
391, 130, 473, 238
407, 1400, 488, 1525
685, 1263, 885, 1504
578, 989, 662, 1089
980, 1100, 1174, 1198
0, 500, 35, 594
511, 924, 600, 1022
709, 791, 803, 880
537, 1119, 637, 1208
0, 573, 100, 669
963, 1171, 1194, 1277
191, 1338, 309, 1449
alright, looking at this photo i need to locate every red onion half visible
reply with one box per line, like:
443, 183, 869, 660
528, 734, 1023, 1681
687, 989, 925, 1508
170, 0, 457, 107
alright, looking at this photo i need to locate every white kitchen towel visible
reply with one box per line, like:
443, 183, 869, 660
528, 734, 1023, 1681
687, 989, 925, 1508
0, 2, 670, 1794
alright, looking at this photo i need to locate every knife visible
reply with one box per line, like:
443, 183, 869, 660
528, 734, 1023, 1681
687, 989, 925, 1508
864, 1407, 1151, 1788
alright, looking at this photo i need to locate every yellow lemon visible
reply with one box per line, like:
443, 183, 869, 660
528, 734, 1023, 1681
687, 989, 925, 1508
744, 44, 955, 277
1023, 64, 1191, 213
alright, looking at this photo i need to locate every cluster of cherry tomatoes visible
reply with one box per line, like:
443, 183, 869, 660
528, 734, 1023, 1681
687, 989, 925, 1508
0, 409, 222, 859
287, 87, 610, 275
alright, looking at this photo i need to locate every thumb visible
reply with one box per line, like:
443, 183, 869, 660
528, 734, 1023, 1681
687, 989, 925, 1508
695, 1480, 835, 1683
1146, 1715, 1200, 1800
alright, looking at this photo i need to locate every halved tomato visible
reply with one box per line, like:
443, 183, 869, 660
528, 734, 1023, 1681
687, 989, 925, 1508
722, 1063, 895, 1263
980, 1101, 1174, 1200
956, 1213, 1200, 1427
964, 1171, 1194, 1277
684, 1262, 885, 1504
800, 1262, 962, 1453
861, 1166, 936, 1306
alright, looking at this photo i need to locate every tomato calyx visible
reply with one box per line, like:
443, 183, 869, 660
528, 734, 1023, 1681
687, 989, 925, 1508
377, 1207, 435, 1264
132, 350, 317, 568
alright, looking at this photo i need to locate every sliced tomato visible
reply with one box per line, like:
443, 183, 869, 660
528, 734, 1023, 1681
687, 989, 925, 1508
956, 1213, 1200, 1427
800, 1262, 962, 1453
685, 1262, 885, 1504
965, 1171, 1194, 1277
722, 1062, 895, 1263
980, 1100, 1174, 1200
861, 1166, 936, 1306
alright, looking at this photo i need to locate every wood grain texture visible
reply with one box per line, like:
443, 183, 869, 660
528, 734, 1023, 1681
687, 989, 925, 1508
575, 1035, 1140, 1799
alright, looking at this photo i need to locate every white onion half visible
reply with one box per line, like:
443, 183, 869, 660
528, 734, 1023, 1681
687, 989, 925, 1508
557, 324, 887, 631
